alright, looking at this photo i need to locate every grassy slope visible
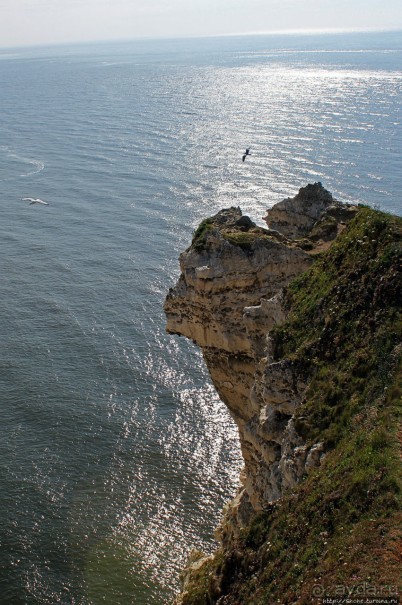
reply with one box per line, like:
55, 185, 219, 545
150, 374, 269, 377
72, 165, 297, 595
179, 207, 402, 605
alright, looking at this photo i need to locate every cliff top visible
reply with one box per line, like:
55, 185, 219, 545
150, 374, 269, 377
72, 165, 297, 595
191, 206, 286, 254
191, 183, 359, 256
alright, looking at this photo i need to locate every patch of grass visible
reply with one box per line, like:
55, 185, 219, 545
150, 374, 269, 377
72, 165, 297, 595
272, 207, 401, 447
309, 214, 338, 241
223, 230, 271, 251
197, 395, 401, 604
178, 551, 224, 605
192, 218, 215, 251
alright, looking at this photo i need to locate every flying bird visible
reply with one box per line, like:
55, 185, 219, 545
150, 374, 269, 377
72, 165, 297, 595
242, 148, 251, 162
22, 197, 49, 206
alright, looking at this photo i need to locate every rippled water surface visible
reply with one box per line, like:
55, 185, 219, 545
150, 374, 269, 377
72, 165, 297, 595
0, 31, 401, 604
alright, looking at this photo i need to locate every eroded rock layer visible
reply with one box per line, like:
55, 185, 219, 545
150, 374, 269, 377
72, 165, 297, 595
165, 183, 357, 523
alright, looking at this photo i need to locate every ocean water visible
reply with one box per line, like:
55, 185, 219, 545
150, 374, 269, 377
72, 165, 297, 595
0, 31, 401, 604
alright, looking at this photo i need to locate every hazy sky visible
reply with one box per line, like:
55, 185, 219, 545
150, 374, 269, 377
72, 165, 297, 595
1, 0, 401, 48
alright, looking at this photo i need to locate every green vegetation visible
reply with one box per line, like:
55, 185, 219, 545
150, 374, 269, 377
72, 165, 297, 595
309, 214, 339, 241
191, 213, 274, 253
273, 207, 401, 447
192, 218, 215, 251
179, 207, 402, 604
222, 230, 272, 251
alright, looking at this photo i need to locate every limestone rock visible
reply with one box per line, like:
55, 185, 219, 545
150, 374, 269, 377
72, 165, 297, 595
165, 186, 354, 530
263, 181, 357, 240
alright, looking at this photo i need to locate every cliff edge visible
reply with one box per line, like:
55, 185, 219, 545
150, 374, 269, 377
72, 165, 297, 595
164, 184, 401, 604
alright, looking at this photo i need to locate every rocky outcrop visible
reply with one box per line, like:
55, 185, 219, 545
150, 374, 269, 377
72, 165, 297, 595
165, 184, 358, 529
263, 181, 356, 240
165, 189, 402, 605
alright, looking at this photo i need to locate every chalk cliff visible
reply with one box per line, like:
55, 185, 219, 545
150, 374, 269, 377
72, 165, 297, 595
164, 184, 401, 604
165, 184, 355, 521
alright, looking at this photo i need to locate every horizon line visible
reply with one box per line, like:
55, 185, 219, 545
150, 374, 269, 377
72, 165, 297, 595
1, 26, 401, 53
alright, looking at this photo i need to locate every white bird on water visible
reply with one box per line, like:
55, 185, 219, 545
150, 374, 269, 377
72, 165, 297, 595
22, 197, 49, 206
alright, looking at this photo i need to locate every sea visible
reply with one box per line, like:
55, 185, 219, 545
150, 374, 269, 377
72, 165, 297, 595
0, 30, 401, 605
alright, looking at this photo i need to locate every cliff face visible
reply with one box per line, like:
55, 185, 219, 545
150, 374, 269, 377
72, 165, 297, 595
165, 211, 311, 517
165, 184, 355, 519
164, 184, 402, 605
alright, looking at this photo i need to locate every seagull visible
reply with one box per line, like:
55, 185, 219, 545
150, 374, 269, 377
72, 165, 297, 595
22, 197, 49, 206
242, 148, 251, 162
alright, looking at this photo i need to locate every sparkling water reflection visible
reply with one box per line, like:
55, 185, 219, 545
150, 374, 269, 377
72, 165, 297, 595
0, 31, 400, 604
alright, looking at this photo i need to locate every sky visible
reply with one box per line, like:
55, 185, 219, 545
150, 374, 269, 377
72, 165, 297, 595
1, 0, 401, 48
